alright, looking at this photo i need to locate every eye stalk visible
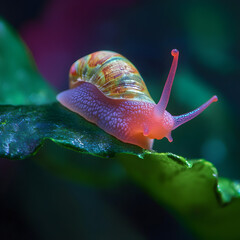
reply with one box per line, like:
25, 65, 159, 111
172, 95, 218, 130
153, 49, 218, 142
155, 49, 179, 116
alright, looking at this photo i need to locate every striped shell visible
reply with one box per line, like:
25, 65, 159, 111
69, 51, 154, 103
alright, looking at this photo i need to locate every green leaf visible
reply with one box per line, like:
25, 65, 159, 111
217, 177, 240, 203
0, 18, 56, 105
0, 103, 143, 160
117, 152, 240, 240
34, 140, 127, 187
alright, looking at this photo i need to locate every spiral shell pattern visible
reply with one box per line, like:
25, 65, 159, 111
69, 51, 154, 103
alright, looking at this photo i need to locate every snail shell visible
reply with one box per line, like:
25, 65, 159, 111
69, 51, 154, 103
57, 50, 218, 149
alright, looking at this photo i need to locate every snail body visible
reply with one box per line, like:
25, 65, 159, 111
57, 50, 218, 149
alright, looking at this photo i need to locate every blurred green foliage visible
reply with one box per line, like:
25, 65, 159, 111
0, 18, 240, 240
181, 1, 237, 74
0, 18, 56, 105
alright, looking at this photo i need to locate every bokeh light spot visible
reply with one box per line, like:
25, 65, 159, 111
201, 138, 227, 164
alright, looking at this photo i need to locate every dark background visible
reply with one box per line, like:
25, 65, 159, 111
0, 0, 239, 239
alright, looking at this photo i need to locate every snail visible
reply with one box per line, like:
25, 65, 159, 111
57, 49, 218, 149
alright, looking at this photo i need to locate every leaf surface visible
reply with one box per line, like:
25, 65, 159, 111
0, 103, 143, 160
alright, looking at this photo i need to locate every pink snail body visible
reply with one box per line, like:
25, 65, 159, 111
57, 49, 218, 149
